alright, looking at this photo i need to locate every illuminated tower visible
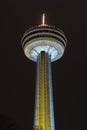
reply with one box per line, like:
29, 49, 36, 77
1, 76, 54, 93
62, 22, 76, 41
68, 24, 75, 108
21, 14, 67, 130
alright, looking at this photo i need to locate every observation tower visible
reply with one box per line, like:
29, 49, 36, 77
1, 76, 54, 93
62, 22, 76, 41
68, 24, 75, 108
21, 14, 67, 130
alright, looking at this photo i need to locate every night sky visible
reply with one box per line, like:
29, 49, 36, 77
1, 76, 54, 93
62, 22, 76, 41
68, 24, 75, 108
1, 0, 87, 129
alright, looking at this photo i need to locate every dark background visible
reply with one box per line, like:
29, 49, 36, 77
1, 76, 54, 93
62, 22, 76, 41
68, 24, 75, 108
1, 0, 87, 129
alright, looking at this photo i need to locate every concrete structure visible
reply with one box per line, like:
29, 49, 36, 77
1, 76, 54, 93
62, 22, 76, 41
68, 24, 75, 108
21, 14, 67, 130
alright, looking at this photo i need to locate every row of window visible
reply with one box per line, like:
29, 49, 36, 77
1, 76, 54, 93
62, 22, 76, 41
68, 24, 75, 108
22, 34, 65, 48
22, 28, 66, 44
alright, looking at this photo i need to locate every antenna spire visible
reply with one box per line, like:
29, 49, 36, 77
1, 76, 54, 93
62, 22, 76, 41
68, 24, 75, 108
42, 13, 45, 25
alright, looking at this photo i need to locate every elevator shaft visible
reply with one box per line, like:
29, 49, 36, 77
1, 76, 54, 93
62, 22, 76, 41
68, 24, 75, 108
34, 51, 55, 130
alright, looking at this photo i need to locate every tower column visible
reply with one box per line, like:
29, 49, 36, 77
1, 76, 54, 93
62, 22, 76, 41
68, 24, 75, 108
34, 51, 55, 130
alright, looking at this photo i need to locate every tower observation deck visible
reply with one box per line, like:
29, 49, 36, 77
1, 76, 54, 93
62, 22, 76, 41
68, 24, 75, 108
21, 14, 67, 130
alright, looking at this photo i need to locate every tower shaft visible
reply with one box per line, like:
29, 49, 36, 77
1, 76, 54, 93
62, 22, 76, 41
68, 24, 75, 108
34, 51, 55, 130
